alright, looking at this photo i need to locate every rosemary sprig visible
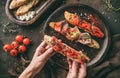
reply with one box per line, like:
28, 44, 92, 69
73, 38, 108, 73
3, 22, 19, 33
105, 0, 120, 11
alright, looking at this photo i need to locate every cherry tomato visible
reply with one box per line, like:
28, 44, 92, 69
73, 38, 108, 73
18, 45, 26, 53
3, 44, 12, 52
11, 41, 19, 48
15, 35, 24, 43
10, 49, 18, 56
23, 38, 30, 45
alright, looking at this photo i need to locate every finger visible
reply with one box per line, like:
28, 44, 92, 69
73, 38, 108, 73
45, 45, 50, 50
71, 61, 78, 78
39, 47, 54, 60
34, 41, 47, 56
78, 63, 86, 78
66, 58, 73, 78
79, 63, 86, 73
67, 58, 72, 70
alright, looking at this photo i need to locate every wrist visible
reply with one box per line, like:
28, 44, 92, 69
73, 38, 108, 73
19, 65, 35, 78
26, 64, 37, 77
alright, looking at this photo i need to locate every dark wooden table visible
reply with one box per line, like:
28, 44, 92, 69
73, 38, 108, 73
0, 0, 120, 78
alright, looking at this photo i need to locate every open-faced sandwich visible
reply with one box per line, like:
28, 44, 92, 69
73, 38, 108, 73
64, 11, 104, 38
44, 35, 90, 63
49, 20, 100, 49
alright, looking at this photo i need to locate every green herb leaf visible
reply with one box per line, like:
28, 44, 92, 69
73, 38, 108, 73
105, 0, 120, 12
81, 33, 91, 39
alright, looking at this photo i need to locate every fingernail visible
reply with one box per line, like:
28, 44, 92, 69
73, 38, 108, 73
49, 48, 55, 54
45, 45, 50, 49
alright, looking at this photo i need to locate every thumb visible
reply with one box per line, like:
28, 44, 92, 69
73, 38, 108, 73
39, 47, 55, 60
71, 61, 78, 77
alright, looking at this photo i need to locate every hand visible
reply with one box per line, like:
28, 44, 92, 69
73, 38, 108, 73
66, 58, 86, 78
19, 41, 54, 78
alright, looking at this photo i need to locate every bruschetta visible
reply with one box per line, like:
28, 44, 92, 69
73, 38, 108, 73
49, 20, 100, 49
64, 11, 104, 38
44, 35, 90, 63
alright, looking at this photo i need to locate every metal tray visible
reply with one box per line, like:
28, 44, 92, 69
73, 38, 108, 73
5, 0, 55, 26
43, 3, 111, 69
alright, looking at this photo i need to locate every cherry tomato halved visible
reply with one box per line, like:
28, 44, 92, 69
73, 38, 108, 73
23, 38, 30, 45
3, 44, 12, 52
18, 45, 26, 53
10, 49, 18, 56
15, 35, 24, 43
11, 41, 19, 48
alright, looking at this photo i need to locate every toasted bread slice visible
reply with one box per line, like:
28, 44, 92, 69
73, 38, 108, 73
64, 11, 104, 38
9, 0, 28, 9
44, 35, 90, 63
49, 21, 100, 49
16, 0, 39, 16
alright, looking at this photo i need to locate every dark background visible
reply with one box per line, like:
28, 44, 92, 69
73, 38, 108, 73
0, 0, 120, 78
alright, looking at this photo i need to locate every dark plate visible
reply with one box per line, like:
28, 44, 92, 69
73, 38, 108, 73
5, 0, 55, 26
43, 3, 111, 69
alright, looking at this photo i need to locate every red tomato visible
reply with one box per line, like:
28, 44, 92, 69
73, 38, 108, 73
18, 45, 26, 53
3, 44, 12, 52
55, 22, 62, 32
23, 38, 30, 45
53, 45, 61, 51
15, 35, 24, 43
11, 41, 19, 48
10, 49, 18, 56
71, 15, 80, 25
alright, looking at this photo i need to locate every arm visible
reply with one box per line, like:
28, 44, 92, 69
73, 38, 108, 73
19, 41, 54, 78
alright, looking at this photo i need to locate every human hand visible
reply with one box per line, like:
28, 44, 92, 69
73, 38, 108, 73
66, 58, 86, 78
19, 41, 55, 78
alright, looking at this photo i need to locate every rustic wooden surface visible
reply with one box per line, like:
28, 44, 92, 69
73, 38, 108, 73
0, 0, 120, 78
